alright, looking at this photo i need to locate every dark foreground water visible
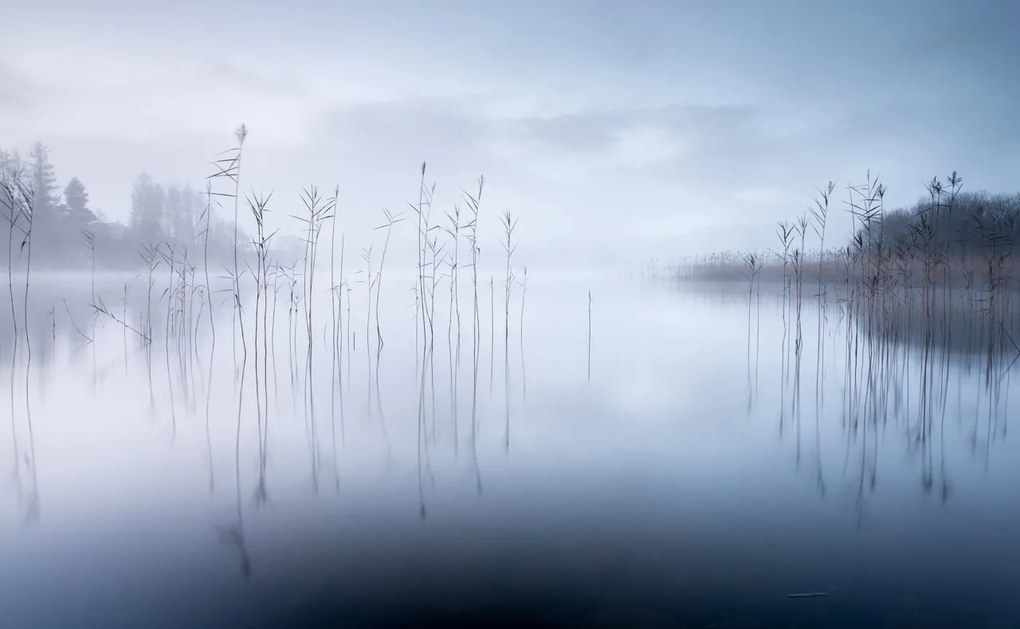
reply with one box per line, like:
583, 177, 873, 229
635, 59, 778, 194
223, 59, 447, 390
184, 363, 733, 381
1, 272, 1018, 627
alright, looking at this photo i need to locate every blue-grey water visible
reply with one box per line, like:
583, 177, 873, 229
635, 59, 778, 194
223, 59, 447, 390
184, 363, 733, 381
1, 271, 1018, 627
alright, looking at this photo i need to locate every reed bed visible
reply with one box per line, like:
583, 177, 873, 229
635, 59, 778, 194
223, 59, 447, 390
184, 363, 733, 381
655, 171, 1018, 502
1, 126, 530, 527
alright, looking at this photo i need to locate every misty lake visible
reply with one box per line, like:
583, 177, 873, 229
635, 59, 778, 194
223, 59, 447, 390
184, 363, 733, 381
2, 271, 1018, 628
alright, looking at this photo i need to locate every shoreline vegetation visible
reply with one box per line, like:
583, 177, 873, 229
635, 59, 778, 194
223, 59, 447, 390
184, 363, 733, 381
2, 124, 527, 528
643, 174, 1018, 504
652, 174, 1019, 290
648, 172, 1020, 403
0, 142, 244, 269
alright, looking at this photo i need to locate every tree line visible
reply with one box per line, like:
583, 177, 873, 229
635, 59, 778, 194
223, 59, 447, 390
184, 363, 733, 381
1, 143, 234, 268
880, 190, 1020, 256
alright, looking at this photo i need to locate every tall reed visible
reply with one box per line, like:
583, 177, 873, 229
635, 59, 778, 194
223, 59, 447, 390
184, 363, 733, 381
464, 176, 484, 458
296, 185, 333, 491
248, 191, 274, 503
501, 210, 517, 449
208, 125, 247, 364
373, 208, 401, 349
1, 170, 25, 479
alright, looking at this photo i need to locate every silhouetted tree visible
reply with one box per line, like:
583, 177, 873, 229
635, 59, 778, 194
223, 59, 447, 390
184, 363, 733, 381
882, 191, 1020, 255
164, 184, 200, 244
64, 177, 96, 225
0, 150, 19, 220
130, 173, 166, 243
0, 149, 23, 178
28, 143, 61, 222
1, 143, 239, 268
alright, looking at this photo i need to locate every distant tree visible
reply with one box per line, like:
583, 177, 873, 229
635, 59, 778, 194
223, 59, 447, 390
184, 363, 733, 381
130, 173, 166, 243
881, 191, 1020, 255
64, 177, 96, 224
0, 156, 13, 222
163, 183, 202, 245
1, 150, 21, 256
28, 143, 61, 222
165, 184, 182, 239
0, 148, 23, 178
0, 149, 15, 199
185, 185, 201, 243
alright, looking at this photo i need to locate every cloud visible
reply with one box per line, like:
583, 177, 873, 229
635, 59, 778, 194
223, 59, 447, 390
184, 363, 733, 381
203, 60, 303, 97
290, 100, 786, 260
508, 105, 757, 160
2, 0, 1018, 265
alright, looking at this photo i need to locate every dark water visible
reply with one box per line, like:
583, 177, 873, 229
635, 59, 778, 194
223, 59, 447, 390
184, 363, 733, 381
1, 272, 1018, 627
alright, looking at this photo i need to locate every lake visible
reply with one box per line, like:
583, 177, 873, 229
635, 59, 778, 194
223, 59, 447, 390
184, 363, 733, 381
1, 271, 1018, 627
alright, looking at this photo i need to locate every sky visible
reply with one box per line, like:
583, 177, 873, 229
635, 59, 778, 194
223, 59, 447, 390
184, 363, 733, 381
2, 0, 1019, 267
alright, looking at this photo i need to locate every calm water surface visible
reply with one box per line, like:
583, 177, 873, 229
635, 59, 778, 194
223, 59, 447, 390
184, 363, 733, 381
1, 272, 1018, 627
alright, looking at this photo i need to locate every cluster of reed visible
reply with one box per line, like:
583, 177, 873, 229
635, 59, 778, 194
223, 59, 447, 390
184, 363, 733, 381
195, 130, 527, 524
689, 172, 1018, 508
1, 161, 39, 522
3, 124, 532, 547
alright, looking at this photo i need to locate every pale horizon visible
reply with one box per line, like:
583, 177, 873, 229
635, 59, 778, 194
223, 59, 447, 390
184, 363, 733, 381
3, 0, 1019, 266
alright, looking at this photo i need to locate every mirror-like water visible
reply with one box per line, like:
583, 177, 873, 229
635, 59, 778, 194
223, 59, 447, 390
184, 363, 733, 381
1, 272, 1018, 627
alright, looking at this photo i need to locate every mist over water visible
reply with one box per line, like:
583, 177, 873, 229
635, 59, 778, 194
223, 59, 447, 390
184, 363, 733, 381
1, 270, 1018, 627
4, 2, 1020, 625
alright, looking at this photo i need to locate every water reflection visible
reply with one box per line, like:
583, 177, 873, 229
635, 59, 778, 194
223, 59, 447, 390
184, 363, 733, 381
709, 276, 1018, 520
1, 274, 1019, 626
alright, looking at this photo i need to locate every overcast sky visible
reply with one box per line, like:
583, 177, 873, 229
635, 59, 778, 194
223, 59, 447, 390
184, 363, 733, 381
2, 0, 1019, 267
